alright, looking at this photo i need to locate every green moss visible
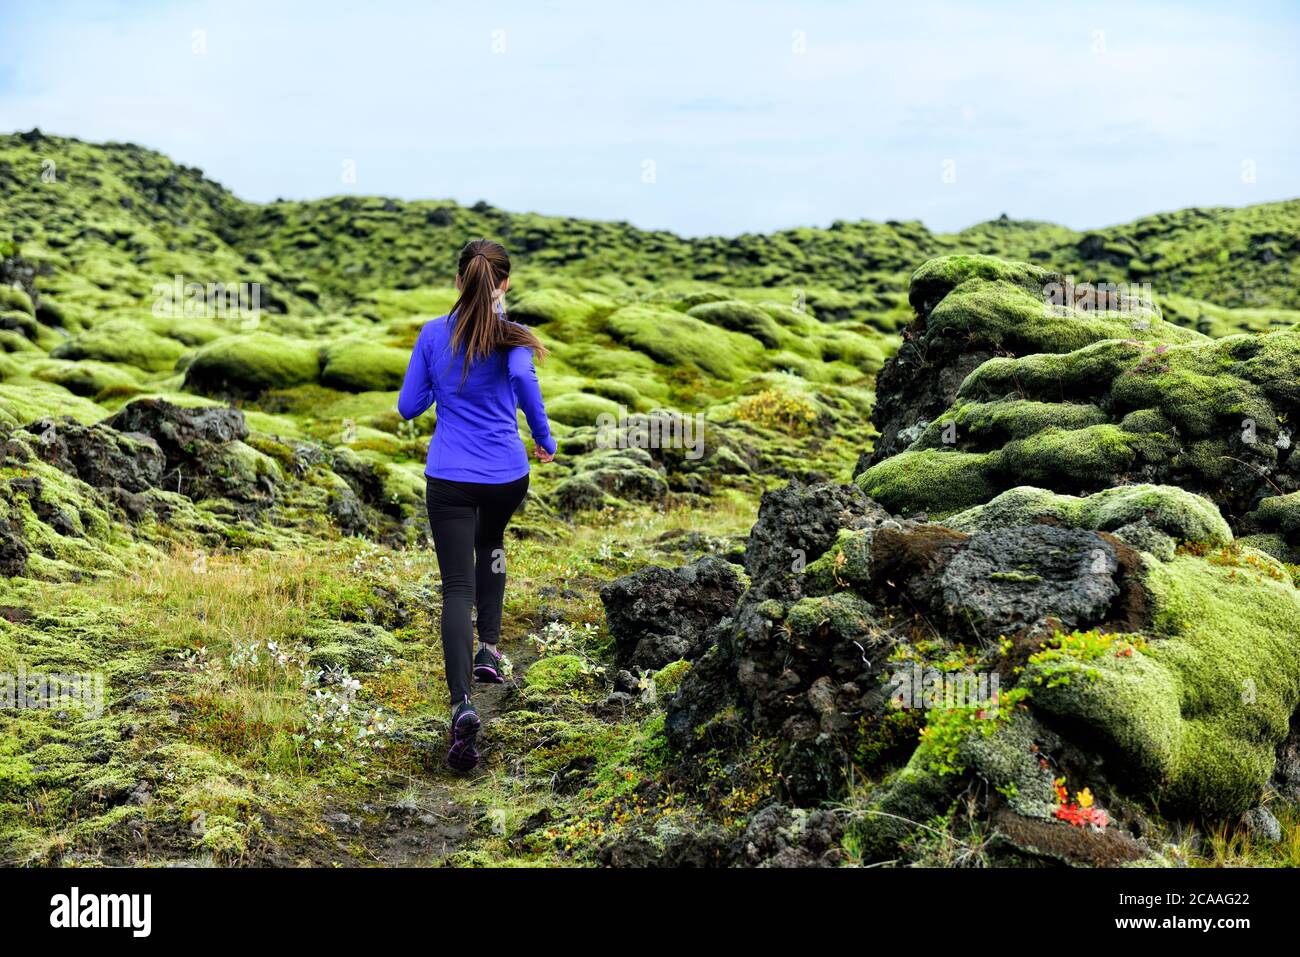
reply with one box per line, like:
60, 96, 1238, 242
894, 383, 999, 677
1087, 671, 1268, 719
1118, 408, 1172, 433
185, 332, 322, 395
686, 300, 786, 350
29, 359, 142, 399
197, 814, 248, 863
508, 289, 600, 329
785, 592, 873, 641
928, 279, 1194, 355
0, 309, 41, 342
1247, 491, 1300, 541
1237, 532, 1293, 563
954, 709, 1058, 818
857, 448, 998, 517
868, 332, 1300, 519
525, 655, 596, 696
915, 399, 1109, 449
0, 382, 107, 427
582, 378, 641, 408
816, 328, 886, 372
320, 339, 408, 392
999, 424, 1173, 488
1027, 554, 1300, 816
802, 527, 873, 595
960, 339, 1151, 404
605, 305, 765, 380
0, 755, 36, 798
947, 484, 1233, 545
652, 659, 692, 696
51, 319, 187, 372
546, 391, 624, 427
304, 622, 402, 673
0, 286, 35, 317
908, 254, 1057, 313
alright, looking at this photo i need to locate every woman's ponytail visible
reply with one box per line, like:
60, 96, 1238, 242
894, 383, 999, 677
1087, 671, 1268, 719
449, 239, 546, 385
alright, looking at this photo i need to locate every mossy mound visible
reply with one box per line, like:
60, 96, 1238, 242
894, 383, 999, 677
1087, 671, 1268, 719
907, 254, 1058, 314
1242, 491, 1300, 561
605, 305, 765, 380
947, 484, 1233, 546
320, 340, 408, 392
185, 333, 322, 396
29, 358, 143, 399
551, 447, 668, 514
0, 285, 36, 316
545, 391, 624, 427
51, 319, 188, 373
866, 254, 1210, 467
685, 300, 786, 349
304, 622, 403, 673
0, 439, 133, 580
929, 278, 1192, 355
508, 289, 601, 329
861, 324, 1300, 523
525, 655, 596, 696
1023, 554, 1300, 816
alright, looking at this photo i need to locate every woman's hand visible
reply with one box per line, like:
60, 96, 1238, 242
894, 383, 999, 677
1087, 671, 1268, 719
533, 444, 555, 463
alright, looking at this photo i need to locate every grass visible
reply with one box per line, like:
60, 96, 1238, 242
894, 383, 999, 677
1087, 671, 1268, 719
0, 491, 755, 866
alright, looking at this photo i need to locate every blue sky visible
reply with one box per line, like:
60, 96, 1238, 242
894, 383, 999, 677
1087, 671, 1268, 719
1, 0, 1297, 236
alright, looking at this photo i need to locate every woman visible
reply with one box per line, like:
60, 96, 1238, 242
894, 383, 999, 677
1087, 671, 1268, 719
397, 239, 556, 772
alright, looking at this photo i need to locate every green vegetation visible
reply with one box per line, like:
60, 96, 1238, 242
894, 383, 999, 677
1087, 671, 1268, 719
1, 129, 1299, 867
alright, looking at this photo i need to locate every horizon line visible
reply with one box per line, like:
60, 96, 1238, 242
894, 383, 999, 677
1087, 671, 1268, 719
6, 126, 1299, 244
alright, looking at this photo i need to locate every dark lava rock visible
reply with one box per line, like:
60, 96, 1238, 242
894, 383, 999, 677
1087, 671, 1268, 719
740, 804, 844, 868
104, 398, 273, 505
663, 637, 743, 754
743, 480, 883, 587
937, 525, 1121, 640
599, 553, 744, 669
1271, 712, 1300, 804
987, 808, 1146, 867
22, 416, 165, 493
596, 824, 732, 867
664, 484, 898, 803
0, 518, 28, 577
612, 669, 642, 695
105, 398, 248, 462
327, 487, 371, 537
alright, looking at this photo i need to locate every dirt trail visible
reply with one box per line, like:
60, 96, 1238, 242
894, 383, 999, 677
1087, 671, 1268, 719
315, 631, 542, 866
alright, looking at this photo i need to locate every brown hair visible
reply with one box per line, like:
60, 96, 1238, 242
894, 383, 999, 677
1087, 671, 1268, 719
449, 239, 546, 384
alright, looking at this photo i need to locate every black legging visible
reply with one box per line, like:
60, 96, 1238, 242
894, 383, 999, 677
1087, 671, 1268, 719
425, 474, 529, 704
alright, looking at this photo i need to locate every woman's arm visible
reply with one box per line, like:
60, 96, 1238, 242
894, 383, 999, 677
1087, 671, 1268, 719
507, 345, 557, 455
397, 329, 435, 420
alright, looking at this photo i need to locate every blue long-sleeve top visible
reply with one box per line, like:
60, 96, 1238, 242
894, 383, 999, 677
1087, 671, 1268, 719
397, 313, 556, 483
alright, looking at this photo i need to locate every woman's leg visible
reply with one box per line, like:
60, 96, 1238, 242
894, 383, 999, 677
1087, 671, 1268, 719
425, 478, 478, 706
473, 474, 530, 647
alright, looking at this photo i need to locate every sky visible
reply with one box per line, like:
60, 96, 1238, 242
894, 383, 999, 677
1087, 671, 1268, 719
1, 0, 1297, 236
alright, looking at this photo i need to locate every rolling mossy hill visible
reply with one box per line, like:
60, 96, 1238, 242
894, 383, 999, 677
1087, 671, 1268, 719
1, 128, 1299, 868
858, 258, 1300, 553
